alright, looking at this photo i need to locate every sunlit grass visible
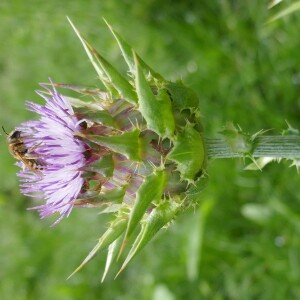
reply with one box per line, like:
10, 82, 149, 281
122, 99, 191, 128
1, 1, 300, 299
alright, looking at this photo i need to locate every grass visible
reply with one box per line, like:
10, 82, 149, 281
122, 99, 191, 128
1, 0, 300, 299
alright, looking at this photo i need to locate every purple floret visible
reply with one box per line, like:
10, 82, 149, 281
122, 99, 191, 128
17, 82, 87, 224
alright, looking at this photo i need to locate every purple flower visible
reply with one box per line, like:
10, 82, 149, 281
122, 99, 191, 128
17, 82, 87, 224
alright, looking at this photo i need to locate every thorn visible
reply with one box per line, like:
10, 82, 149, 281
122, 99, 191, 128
66, 263, 84, 280
116, 238, 127, 261
114, 263, 126, 279
247, 155, 262, 171
102, 17, 111, 30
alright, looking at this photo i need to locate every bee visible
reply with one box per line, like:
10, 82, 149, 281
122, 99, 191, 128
3, 127, 44, 172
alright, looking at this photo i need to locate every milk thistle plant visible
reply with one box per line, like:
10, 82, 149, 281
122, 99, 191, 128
8, 19, 300, 280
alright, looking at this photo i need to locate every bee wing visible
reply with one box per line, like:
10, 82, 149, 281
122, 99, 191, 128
23, 153, 40, 160
15, 153, 44, 174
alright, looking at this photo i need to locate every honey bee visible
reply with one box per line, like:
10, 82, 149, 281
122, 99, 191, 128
3, 127, 44, 172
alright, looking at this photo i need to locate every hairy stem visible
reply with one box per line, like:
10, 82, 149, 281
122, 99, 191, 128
206, 136, 300, 159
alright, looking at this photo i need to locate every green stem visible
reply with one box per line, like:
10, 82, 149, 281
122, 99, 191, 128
206, 135, 300, 159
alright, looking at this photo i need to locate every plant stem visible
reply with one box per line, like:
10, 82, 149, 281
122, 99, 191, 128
206, 135, 300, 159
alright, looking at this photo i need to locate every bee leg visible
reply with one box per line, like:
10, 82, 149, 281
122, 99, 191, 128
22, 162, 28, 172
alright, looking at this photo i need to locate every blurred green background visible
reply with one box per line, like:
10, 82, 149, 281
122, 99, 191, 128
1, 1, 300, 299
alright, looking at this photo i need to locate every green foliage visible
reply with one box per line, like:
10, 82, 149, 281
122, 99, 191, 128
87, 129, 142, 161
124, 169, 168, 242
167, 123, 205, 181
65, 19, 206, 276
118, 198, 181, 274
104, 18, 163, 79
135, 54, 176, 139
268, 1, 300, 22
220, 122, 253, 155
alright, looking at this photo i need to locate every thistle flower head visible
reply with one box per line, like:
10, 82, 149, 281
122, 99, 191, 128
10, 19, 207, 278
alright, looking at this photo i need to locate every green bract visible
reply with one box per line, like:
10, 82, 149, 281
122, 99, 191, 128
63, 18, 207, 279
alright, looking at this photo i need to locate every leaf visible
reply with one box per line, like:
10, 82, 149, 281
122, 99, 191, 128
61, 95, 104, 111
165, 81, 199, 112
268, 0, 283, 9
267, 2, 300, 23
104, 18, 163, 80
98, 187, 126, 203
117, 199, 180, 276
98, 204, 123, 214
134, 53, 175, 139
167, 124, 205, 181
186, 198, 215, 281
52, 83, 107, 97
101, 235, 123, 282
244, 157, 277, 170
220, 122, 252, 154
76, 109, 117, 128
92, 155, 114, 177
185, 175, 208, 206
88, 129, 142, 161
88, 50, 138, 105
124, 169, 167, 242
67, 18, 116, 94
68, 17, 138, 105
